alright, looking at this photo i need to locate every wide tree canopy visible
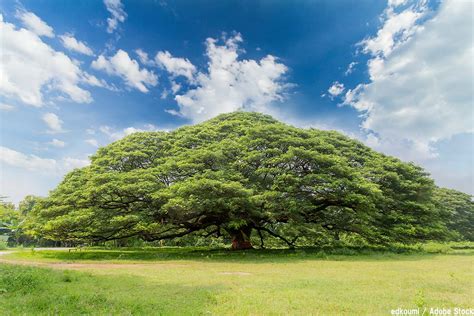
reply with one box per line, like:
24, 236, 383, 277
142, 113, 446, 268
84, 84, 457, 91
27, 112, 462, 249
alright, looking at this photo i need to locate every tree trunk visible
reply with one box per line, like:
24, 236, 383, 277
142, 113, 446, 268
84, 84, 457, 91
229, 226, 253, 250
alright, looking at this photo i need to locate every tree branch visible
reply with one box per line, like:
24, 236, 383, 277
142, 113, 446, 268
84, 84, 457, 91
257, 228, 265, 249
258, 227, 296, 248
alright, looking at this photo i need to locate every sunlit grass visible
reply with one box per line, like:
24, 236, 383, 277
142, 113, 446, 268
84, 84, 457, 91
1, 244, 473, 315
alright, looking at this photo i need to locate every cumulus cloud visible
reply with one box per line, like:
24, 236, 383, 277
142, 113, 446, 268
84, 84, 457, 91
388, 0, 408, 8
0, 146, 88, 172
92, 49, 158, 92
81, 73, 117, 91
59, 34, 94, 56
358, 3, 425, 57
344, 0, 473, 160
16, 10, 54, 37
104, 0, 126, 33
155, 51, 196, 82
0, 14, 92, 106
99, 124, 160, 141
327, 81, 345, 97
0, 146, 91, 203
42, 113, 63, 133
172, 34, 289, 122
49, 139, 66, 148
0, 146, 57, 171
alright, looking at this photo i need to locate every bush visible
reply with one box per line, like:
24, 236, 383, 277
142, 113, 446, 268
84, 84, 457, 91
0, 241, 7, 250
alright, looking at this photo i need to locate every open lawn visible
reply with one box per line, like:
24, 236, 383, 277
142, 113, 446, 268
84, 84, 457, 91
0, 246, 473, 315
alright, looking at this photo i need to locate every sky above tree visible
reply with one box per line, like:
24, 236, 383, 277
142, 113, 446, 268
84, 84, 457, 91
0, 0, 472, 203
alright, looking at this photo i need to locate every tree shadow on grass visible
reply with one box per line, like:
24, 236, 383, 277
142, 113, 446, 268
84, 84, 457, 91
10, 246, 474, 264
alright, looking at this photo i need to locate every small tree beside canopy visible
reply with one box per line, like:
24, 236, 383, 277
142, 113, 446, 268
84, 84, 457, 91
0, 197, 21, 245
27, 112, 454, 249
19, 195, 42, 217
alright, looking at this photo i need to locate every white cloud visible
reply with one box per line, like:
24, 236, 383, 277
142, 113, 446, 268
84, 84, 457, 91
388, 0, 408, 8
82, 73, 105, 87
344, 0, 473, 160
16, 10, 54, 37
0, 146, 89, 172
85, 139, 99, 147
81, 72, 116, 91
61, 157, 90, 170
99, 124, 161, 141
104, 0, 126, 33
359, 3, 425, 57
173, 34, 289, 122
361, 133, 438, 161
0, 14, 92, 106
155, 51, 196, 82
60, 34, 94, 56
160, 89, 169, 99
135, 48, 153, 66
327, 81, 345, 97
158, 80, 182, 100
0, 147, 91, 204
165, 109, 181, 117
0, 103, 14, 111
49, 139, 66, 148
42, 113, 63, 133
0, 146, 57, 171
171, 81, 181, 94
92, 49, 158, 93
344, 62, 357, 76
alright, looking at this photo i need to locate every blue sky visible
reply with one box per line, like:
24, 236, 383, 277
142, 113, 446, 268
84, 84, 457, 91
0, 0, 472, 203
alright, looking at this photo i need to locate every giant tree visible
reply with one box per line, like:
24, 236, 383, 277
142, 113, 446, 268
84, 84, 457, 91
27, 112, 450, 249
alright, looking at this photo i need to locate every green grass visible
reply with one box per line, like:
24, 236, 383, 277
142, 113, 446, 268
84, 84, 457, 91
0, 264, 215, 315
1, 245, 473, 315
4, 241, 474, 264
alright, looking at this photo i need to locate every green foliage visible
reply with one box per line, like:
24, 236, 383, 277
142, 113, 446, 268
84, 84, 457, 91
19, 195, 42, 217
0, 200, 18, 228
1, 196, 43, 246
25, 112, 467, 248
6, 242, 473, 263
433, 187, 474, 241
0, 199, 20, 245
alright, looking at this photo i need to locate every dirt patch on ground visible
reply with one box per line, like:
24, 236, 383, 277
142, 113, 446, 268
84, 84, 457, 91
218, 271, 252, 276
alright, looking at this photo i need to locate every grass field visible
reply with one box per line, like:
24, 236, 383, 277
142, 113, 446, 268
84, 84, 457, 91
1, 245, 473, 315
